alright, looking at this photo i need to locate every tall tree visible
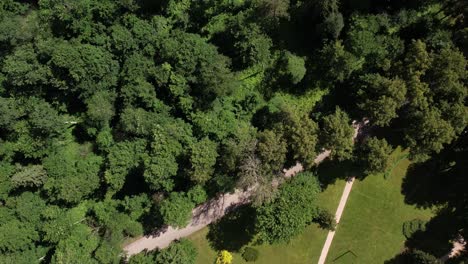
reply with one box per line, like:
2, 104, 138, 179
321, 107, 354, 161
255, 172, 321, 244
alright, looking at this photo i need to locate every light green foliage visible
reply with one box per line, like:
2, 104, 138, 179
191, 98, 244, 141
6, 192, 47, 228
189, 137, 218, 184
43, 143, 102, 204
0, 219, 39, 253
321, 107, 354, 161
51, 224, 100, 264
121, 194, 152, 220
187, 185, 208, 205
267, 89, 327, 117
255, 172, 321, 244
359, 137, 393, 175
0, 246, 48, 264
160, 192, 195, 227
165, 0, 191, 27
10, 164, 47, 188
128, 251, 155, 264
92, 199, 144, 244
42, 204, 88, 244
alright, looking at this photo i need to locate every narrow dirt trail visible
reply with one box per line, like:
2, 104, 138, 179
317, 177, 355, 264
124, 121, 365, 257
439, 236, 466, 262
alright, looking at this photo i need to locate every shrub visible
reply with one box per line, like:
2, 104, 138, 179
315, 208, 337, 231
242, 247, 259, 262
402, 219, 426, 239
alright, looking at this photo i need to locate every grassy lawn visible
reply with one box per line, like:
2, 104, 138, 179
326, 148, 434, 263
188, 178, 346, 264
188, 148, 434, 264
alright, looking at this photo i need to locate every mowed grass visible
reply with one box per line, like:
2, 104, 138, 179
326, 148, 434, 263
188, 178, 347, 264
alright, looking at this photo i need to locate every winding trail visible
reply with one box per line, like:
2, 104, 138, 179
124, 121, 366, 257
317, 177, 355, 264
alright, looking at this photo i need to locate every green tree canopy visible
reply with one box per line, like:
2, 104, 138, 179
321, 107, 354, 161
255, 172, 321, 244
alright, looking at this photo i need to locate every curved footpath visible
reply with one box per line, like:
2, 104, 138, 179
124, 122, 364, 257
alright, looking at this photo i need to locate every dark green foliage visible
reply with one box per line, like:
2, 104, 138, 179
402, 219, 426, 239
359, 137, 393, 175
321, 107, 354, 161
105, 139, 147, 193
155, 239, 197, 264
276, 51, 306, 85
257, 129, 287, 173
128, 239, 197, 264
255, 172, 321, 243
242, 247, 259, 262
315, 208, 337, 231
188, 137, 218, 184
357, 74, 407, 126
0, 0, 465, 261
387, 249, 441, 264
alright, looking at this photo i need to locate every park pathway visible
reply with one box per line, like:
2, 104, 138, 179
317, 177, 355, 264
124, 121, 366, 257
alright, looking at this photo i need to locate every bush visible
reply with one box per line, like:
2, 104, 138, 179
315, 208, 337, 231
242, 247, 259, 262
402, 219, 426, 239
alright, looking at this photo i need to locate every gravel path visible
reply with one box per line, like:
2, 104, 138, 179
124, 121, 365, 257
317, 177, 355, 264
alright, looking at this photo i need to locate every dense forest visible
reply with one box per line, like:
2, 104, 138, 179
0, 0, 466, 263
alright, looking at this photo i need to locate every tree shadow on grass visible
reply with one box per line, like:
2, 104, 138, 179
315, 158, 359, 188
401, 161, 453, 209
207, 205, 256, 252
405, 208, 458, 257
